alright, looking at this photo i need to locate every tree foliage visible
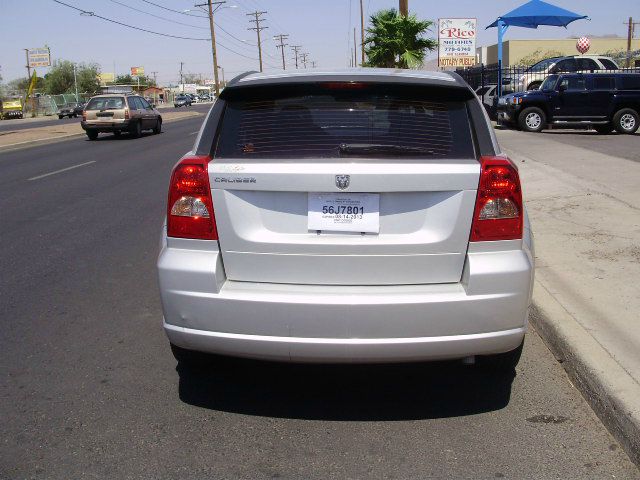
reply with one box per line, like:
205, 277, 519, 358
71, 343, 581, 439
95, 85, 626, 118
115, 74, 156, 87
363, 9, 437, 69
44, 60, 101, 95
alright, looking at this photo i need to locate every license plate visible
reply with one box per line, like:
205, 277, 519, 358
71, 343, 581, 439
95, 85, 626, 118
308, 193, 379, 233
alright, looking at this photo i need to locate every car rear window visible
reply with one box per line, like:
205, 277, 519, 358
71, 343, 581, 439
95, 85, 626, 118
86, 97, 125, 110
214, 83, 476, 159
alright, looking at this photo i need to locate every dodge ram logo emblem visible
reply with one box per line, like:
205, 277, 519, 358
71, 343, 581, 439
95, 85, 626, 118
335, 175, 350, 190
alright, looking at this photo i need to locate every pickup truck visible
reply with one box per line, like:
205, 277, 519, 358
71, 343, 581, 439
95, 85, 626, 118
497, 73, 640, 134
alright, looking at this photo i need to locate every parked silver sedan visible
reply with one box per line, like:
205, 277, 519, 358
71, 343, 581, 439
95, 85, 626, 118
157, 69, 534, 368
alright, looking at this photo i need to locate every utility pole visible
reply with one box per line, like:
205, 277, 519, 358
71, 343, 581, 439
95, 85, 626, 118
353, 28, 357, 66
195, 0, 224, 96
150, 71, 158, 85
24, 49, 31, 80
179, 62, 184, 92
73, 63, 78, 102
291, 45, 302, 69
311, 60, 317, 68
359, 0, 365, 64
300, 52, 309, 69
274, 34, 289, 70
624, 17, 639, 68
247, 11, 268, 72
399, 0, 408, 16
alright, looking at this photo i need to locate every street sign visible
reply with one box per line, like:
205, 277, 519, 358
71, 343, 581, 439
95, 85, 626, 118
437, 18, 477, 68
28, 47, 51, 68
130, 66, 145, 77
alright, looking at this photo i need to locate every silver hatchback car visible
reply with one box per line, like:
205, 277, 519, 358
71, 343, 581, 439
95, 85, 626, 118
158, 69, 534, 368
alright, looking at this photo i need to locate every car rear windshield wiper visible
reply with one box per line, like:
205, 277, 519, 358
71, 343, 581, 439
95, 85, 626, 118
338, 143, 436, 156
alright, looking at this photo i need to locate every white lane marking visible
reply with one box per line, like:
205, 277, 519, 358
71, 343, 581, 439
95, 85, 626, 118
28, 161, 96, 181
189, 131, 199, 135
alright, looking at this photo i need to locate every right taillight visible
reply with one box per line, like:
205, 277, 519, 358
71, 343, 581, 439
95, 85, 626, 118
82, 110, 86, 121
470, 156, 523, 242
167, 155, 218, 240
124, 109, 130, 120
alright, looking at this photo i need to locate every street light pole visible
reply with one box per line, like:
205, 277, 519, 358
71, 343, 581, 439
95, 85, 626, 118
73, 63, 79, 102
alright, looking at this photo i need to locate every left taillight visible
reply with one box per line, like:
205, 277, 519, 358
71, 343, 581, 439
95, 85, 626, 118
470, 155, 523, 242
166, 155, 218, 240
82, 110, 86, 121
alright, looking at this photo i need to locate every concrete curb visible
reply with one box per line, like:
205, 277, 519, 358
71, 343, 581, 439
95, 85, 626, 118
0, 113, 203, 154
530, 280, 640, 467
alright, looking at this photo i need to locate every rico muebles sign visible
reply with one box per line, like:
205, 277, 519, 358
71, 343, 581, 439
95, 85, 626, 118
28, 47, 51, 68
438, 18, 477, 68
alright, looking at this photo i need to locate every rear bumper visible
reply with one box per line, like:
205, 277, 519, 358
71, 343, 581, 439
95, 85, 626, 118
158, 233, 534, 363
81, 120, 131, 132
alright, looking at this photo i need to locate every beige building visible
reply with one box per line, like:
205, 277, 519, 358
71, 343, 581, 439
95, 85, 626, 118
478, 38, 640, 66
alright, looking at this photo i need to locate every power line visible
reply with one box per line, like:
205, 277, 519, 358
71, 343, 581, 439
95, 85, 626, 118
52, 0, 262, 61
139, 0, 209, 18
52, 0, 210, 40
108, 0, 209, 29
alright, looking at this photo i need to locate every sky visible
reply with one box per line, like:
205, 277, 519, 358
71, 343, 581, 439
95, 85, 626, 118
0, 0, 637, 84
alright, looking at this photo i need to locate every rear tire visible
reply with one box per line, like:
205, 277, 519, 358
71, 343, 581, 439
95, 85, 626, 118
130, 121, 142, 138
153, 118, 162, 134
170, 343, 212, 367
113, 131, 121, 137
518, 107, 546, 133
86, 130, 98, 140
613, 108, 639, 134
58, 115, 63, 120
593, 124, 613, 134
480, 340, 524, 371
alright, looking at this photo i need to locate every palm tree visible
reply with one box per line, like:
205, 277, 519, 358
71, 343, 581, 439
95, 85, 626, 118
363, 9, 437, 69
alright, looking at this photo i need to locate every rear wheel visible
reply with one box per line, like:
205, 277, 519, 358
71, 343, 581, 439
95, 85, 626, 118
170, 343, 212, 367
130, 121, 142, 138
58, 115, 63, 120
593, 124, 613, 134
613, 108, 639, 134
153, 118, 162, 134
113, 131, 121, 137
86, 130, 98, 140
480, 340, 524, 371
518, 107, 546, 133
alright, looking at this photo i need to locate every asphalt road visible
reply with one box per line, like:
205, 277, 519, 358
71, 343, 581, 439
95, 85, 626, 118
0, 104, 210, 133
1, 118, 639, 479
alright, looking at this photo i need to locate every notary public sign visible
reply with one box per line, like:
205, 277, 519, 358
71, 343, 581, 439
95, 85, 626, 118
437, 18, 477, 68
28, 47, 51, 68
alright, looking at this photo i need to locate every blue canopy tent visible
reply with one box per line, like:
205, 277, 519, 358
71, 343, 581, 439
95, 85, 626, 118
487, 0, 589, 95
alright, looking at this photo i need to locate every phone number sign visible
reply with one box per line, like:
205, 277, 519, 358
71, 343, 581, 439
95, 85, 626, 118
438, 18, 477, 68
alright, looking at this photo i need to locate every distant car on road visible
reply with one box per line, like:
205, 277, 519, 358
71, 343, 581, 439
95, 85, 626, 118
497, 73, 640, 134
508, 55, 619, 92
174, 94, 192, 108
158, 69, 534, 369
58, 102, 84, 119
81, 94, 162, 140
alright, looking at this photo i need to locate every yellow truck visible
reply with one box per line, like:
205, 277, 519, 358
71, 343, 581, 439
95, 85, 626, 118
1, 98, 24, 119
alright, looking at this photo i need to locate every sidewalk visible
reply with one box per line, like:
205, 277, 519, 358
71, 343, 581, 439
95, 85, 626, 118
497, 128, 640, 465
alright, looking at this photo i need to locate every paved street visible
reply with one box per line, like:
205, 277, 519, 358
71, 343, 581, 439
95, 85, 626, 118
1, 114, 639, 479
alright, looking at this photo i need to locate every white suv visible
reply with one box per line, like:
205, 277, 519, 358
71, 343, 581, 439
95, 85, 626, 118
157, 69, 534, 368
516, 55, 619, 91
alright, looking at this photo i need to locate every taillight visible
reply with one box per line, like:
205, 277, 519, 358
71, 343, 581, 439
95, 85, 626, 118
82, 110, 86, 121
167, 155, 217, 240
470, 156, 523, 242
124, 109, 130, 120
